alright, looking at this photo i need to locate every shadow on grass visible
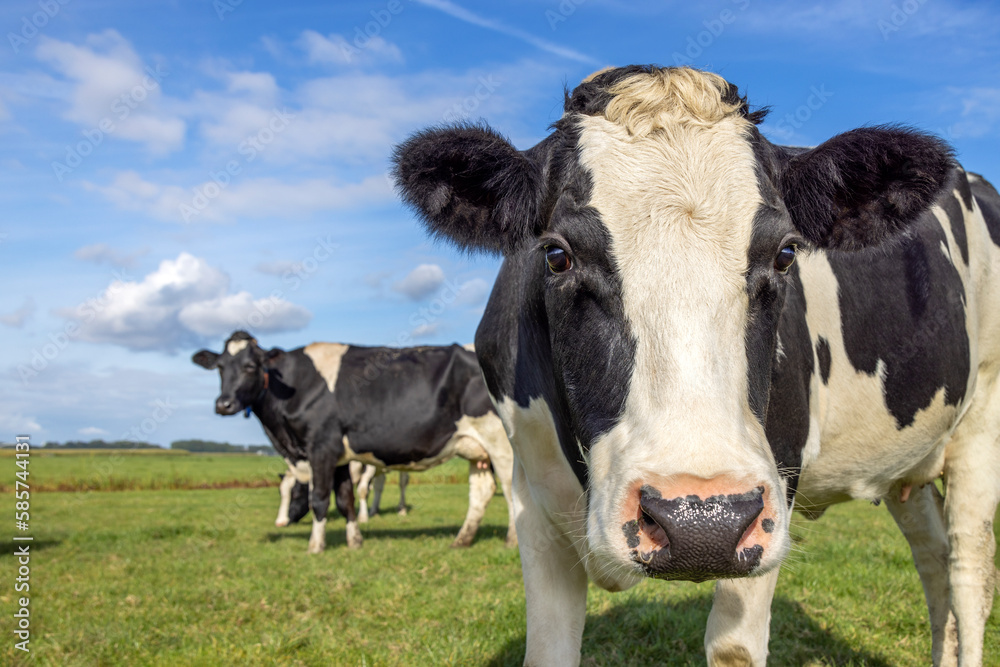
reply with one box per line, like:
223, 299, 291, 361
486, 595, 896, 667
0, 538, 61, 556
263, 523, 512, 547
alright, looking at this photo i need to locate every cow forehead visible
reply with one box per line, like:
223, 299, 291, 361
226, 339, 250, 356
572, 111, 762, 408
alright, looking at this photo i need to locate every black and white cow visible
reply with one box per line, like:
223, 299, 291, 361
278, 461, 409, 527
193, 333, 516, 553
394, 66, 1000, 666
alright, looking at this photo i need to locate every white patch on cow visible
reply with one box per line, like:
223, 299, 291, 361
275, 468, 298, 527
226, 339, 250, 356
355, 463, 379, 523
494, 395, 589, 567
345, 519, 362, 549
462, 343, 476, 352
574, 70, 789, 585
304, 342, 350, 393
933, 204, 962, 267
775, 332, 786, 363
794, 252, 967, 512
705, 569, 781, 665
496, 396, 590, 664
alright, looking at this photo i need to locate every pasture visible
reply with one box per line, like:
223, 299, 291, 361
2, 451, 997, 666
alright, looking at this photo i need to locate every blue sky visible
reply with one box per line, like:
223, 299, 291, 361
2, 0, 998, 447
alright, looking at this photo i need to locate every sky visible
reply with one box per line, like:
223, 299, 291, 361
1, 0, 998, 447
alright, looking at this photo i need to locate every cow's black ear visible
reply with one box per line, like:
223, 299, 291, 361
265, 348, 284, 366
781, 127, 954, 250
192, 350, 219, 369
392, 124, 542, 255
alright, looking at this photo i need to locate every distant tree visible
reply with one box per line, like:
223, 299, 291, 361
170, 439, 274, 454
42, 440, 162, 450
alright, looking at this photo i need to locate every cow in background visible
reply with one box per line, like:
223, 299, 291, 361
194, 333, 516, 552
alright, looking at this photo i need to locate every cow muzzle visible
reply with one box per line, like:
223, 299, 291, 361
215, 396, 240, 415
621, 477, 775, 582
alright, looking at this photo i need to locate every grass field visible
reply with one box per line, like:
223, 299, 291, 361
1, 452, 998, 666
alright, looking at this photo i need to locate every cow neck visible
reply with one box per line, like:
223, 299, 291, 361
243, 369, 270, 418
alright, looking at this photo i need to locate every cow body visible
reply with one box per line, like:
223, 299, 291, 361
394, 66, 1000, 665
194, 336, 516, 552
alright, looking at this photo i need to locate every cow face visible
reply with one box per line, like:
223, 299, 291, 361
393, 66, 954, 588
192, 331, 269, 416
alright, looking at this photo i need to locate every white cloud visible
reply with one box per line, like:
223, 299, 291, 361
413, 0, 598, 64
454, 278, 490, 306
394, 264, 446, 300
298, 30, 404, 66
0, 413, 41, 434
78, 426, 109, 436
178, 292, 312, 337
55, 253, 311, 352
255, 260, 302, 276
411, 323, 440, 339
84, 171, 392, 223
949, 87, 1000, 138
0, 298, 35, 328
35, 30, 186, 154
74, 243, 147, 268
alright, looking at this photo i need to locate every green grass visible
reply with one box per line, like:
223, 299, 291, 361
0, 450, 470, 493
1, 455, 997, 666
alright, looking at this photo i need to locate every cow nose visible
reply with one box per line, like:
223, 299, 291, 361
215, 397, 235, 414
626, 484, 765, 582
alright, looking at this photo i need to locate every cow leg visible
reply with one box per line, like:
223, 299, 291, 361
941, 384, 1000, 667
397, 472, 409, 515
356, 464, 379, 523
451, 458, 497, 547
333, 463, 363, 550
470, 412, 518, 547
704, 568, 779, 666
512, 456, 588, 666
275, 471, 297, 527
885, 482, 958, 666
309, 461, 360, 553
369, 468, 386, 519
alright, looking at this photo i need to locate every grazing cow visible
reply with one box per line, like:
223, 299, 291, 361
193, 333, 517, 553
394, 65, 1000, 666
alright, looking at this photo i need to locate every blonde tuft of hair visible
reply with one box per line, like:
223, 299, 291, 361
603, 67, 745, 136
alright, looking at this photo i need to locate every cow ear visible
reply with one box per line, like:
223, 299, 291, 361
392, 124, 542, 255
265, 348, 284, 366
192, 350, 219, 369
781, 127, 954, 250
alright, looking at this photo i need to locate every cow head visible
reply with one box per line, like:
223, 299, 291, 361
393, 66, 954, 588
192, 330, 270, 416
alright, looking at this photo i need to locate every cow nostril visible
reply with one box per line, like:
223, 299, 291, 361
639, 506, 668, 547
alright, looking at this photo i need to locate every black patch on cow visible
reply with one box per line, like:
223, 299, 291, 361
970, 175, 1000, 247
473, 119, 637, 488
941, 193, 970, 265
744, 134, 812, 503
622, 519, 640, 549
955, 168, 974, 210
816, 337, 831, 385
828, 207, 970, 429
761, 518, 775, 533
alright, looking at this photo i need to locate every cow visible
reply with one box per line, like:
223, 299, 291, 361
393, 65, 1000, 666
193, 333, 517, 553
276, 461, 409, 526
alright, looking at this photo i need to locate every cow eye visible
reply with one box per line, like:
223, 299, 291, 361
544, 245, 572, 274
774, 244, 797, 273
